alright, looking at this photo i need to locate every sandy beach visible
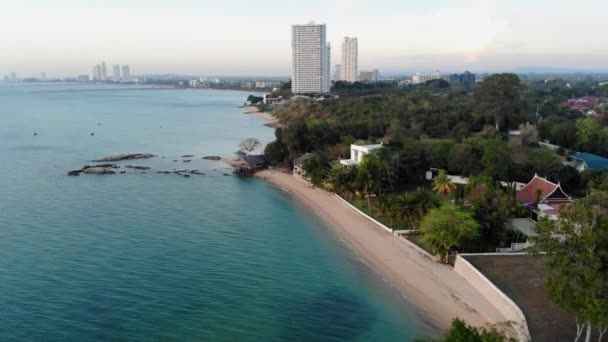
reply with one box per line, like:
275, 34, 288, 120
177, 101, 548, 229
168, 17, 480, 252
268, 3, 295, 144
256, 169, 508, 331
243, 106, 281, 128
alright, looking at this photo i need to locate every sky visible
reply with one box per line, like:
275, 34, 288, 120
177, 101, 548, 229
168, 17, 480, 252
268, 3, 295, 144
1, 0, 607, 77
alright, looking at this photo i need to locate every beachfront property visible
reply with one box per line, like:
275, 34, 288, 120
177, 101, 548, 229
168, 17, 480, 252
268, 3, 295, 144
291, 21, 331, 94
516, 174, 572, 221
293, 153, 314, 178
340, 143, 383, 166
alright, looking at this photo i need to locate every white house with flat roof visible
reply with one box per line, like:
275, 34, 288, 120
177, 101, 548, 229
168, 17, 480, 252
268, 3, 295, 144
340, 143, 383, 166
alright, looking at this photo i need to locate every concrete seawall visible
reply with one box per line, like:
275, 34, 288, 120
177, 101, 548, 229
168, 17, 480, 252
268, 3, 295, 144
454, 254, 532, 342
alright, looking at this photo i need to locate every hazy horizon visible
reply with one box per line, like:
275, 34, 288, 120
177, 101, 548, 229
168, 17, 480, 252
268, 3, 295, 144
1, 0, 607, 78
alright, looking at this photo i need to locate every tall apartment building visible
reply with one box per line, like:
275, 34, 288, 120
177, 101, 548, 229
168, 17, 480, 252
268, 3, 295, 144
340, 37, 358, 82
112, 65, 121, 82
100, 62, 108, 81
291, 21, 331, 94
121, 65, 131, 82
10, 72, 17, 82
412, 70, 441, 84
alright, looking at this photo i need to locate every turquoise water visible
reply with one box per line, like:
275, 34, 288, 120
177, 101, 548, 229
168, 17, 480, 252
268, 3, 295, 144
0, 83, 434, 341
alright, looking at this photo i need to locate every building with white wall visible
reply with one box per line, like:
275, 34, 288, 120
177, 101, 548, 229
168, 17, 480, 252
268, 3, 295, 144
340, 37, 358, 82
340, 143, 383, 166
291, 21, 331, 94
412, 70, 441, 84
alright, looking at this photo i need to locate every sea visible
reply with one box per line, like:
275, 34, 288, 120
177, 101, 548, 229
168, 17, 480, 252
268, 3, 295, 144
0, 83, 435, 341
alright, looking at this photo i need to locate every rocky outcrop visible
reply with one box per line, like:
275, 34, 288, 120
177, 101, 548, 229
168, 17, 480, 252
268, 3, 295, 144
93, 153, 155, 162
68, 170, 82, 176
182, 160, 191, 163
125, 165, 151, 170
82, 167, 116, 175
202, 156, 221, 161
181, 155, 195, 158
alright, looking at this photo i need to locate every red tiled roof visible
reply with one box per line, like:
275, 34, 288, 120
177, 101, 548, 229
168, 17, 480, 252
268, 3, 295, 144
516, 175, 558, 204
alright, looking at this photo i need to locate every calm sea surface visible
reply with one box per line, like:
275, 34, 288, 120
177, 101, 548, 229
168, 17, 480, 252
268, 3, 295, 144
0, 83, 435, 341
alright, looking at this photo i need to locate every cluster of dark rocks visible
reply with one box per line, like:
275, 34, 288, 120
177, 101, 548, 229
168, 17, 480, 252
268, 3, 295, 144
67, 153, 224, 177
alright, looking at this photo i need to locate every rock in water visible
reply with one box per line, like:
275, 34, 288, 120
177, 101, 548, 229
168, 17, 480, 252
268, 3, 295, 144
202, 156, 221, 161
182, 160, 191, 163
93, 153, 155, 162
125, 165, 151, 170
181, 155, 195, 158
82, 167, 116, 175
67, 170, 82, 176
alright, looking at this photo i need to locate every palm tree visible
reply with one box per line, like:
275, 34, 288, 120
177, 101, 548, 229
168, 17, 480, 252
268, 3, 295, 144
392, 193, 420, 230
377, 195, 396, 228
433, 170, 456, 199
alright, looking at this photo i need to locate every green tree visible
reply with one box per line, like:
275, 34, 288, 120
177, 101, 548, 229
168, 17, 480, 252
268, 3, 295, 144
526, 150, 562, 179
447, 144, 478, 176
533, 192, 608, 341
426, 141, 455, 170
264, 128, 289, 163
418, 318, 512, 342
474, 73, 522, 131
302, 154, 330, 187
420, 205, 480, 261
480, 140, 511, 180
392, 188, 441, 230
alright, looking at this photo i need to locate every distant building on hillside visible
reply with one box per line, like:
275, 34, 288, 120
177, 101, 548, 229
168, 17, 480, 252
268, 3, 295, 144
10, 72, 17, 82
340, 37, 358, 82
340, 143, 383, 166
360, 69, 379, 83
412, 70, 441, 84
291, 21, 331, 94
255, 80, 282, 89
77, 75, 90, 82
447, 71, 476, 84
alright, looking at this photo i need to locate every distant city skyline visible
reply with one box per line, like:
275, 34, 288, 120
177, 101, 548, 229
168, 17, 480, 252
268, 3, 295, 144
1, 0, 607, 77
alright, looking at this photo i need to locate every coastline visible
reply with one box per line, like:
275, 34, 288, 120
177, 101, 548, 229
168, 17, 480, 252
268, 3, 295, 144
255, 169, 508, 332
242, 106, 281, 128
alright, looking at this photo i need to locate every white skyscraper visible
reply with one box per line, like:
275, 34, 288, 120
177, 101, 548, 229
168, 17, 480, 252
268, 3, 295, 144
121, 65, 131, 82
100, 62, 108, 81
291, 21, 331, 94
340, 37, 358, 82
112, 65, 121, 82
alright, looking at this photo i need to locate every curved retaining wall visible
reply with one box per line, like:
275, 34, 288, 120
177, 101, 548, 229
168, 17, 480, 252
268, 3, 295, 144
454, 254, 532, 342
333, 194, 438, 260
